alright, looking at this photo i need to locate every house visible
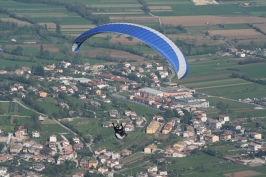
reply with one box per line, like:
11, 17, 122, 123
32, 131, 40, 138
0, 154, 13, 163
125, 124, 134, 131
123, 62, 131, 67
61, 139, 70, 147
15, 129, 26, 138
73, 144, 83, 150
136, 172, 148, 177
144, 144, 157, 154
98, 166, 108, 174
55, 68, 63, 73
120, 149, 132, 156
38, 91, 47, 98
248, 142, 261, 152
236, 137, 248, 148
49, 134, 57, 142
119, 85, 128, 91
0, 167, 8, 177
78, 94, 86, 100
111, 152, 121, 160
228, 124, 241, 131
106, 159, 119, 168
146, 121, 160, 134
72, 172, 84, 177
220, 134, 231, 141
98, 154, 109, 164
33, 163, 45, 171
80, 158, 90, 169
73, 136, 80, 144
102, 121, 113, 128
10, 143, 23, 154
147, 166, 158, 173
153, 115, 164, 121
173, 142, 187, 151
17, 92, 26, 98
196, 114, 207, 122
249, 132, 262, 140
162, 120, 175, 134
136, 118, 144, 126
88, 158, 98, 168
204, 134, 219, 143
109, 109, 119, 118
219, 115, 230, 123
95, 147, 106, 155
208, 119, 222, 129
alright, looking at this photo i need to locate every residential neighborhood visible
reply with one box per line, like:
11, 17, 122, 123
1, 2, 266, 176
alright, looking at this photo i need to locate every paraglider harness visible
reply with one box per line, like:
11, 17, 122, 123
112, 123, 128, 139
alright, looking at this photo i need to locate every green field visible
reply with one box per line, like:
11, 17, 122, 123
66, 118, 154, 151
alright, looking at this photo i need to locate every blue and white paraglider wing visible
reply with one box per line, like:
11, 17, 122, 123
72, 23, 188, 80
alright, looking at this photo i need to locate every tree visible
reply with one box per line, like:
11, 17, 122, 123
11, 46, 23, 56
32, 65, 45, 76
165, 109, 174, 118
39, 45, 44, 57
56, 22, 61, 34
41, 147, 52, 156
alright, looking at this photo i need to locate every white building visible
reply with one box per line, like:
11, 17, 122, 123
139, 87, 165, 97
208, 119, 222, 129
49, 134, 57, 142
219, 115, 230, 123
32, 131, 40, 138
248, 142, 261, 152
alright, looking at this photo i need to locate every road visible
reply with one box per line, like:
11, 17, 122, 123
148, 12, 161, 26
12, 99, 97, 155
52, 118, 78, 136
202, 93, 265, 108
1, 133, 12, 153
60, 133, 67, 140
155, 123, 165, 136
13, 99, 47, 117
13, 99, 79, 136
168, 65, 176, 83
112, 93, 162, 112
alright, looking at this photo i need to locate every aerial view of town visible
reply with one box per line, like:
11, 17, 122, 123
0, 0, 266, 177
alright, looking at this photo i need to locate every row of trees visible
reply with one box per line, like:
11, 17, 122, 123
238, 58, 265, 65
138, 0, 150, 13
231, 72, 266, 85
0, 7, 35, 24
175, 39, 226, 56
236, 40, 266, 51
248, 24, 266, 35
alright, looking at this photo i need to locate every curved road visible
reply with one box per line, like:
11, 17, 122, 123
13, 99, 78, 135
168, 65, 176, 83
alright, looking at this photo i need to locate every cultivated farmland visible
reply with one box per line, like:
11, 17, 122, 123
1, 17, 32, 25
208, 29, 266, 40
224, 170, 262, 177
159, 16, 266, 26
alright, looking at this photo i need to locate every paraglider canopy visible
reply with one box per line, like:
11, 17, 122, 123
72, 23, 189, 79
